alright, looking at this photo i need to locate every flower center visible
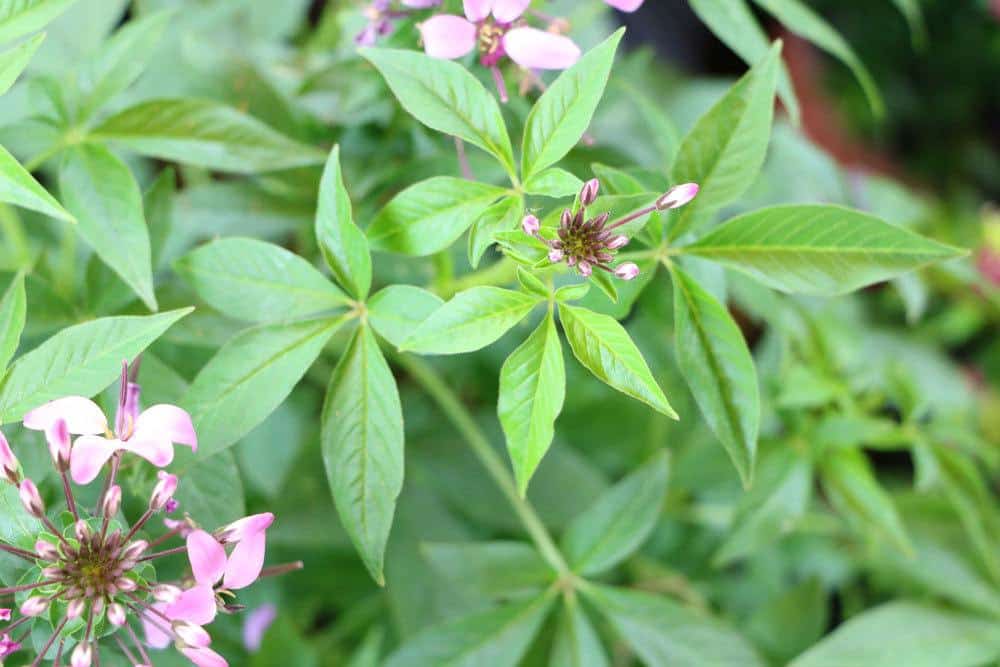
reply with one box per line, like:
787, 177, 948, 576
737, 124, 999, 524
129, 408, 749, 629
477, 19, 508, 66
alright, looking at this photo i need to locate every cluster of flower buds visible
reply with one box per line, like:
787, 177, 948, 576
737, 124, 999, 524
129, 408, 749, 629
521, 178, 699, 280
0, 361, 291, 667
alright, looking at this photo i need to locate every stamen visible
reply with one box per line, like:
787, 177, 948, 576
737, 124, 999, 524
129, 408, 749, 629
491, 66, 509, 103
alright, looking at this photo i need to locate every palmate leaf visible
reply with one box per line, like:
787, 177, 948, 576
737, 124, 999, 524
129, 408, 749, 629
682, 205, 964, 295
322, 324, 403, 585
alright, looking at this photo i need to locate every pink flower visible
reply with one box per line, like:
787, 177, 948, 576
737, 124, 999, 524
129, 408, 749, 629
243, 604, 278, 652
419, 0, 581, 101
356, 0, 441, 46
181, 646, 229, 667
604, 0, 645, 11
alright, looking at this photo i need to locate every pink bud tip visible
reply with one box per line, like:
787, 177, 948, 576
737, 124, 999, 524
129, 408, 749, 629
521, 214, 540, 236
580, 178, 600, 206
577, 261, 593, 277
71, 642, 93, 667
102, 485, 122, 518
36, 540, 59, 561
153, 584, 183, 604
108, 602, 127, 627
0, 432, 20, 484
614, 262, 640, 280
607, 235, 629, 250
0, 609, 10, 621
656, 183, 700, 210
66, 598, 86, 620
20, 596, 49, 617
18, 479, 44, 518
46, 418, 71, 470
548, 248, 564, 263
150, 471, 179, 511
174, 621, 212, 648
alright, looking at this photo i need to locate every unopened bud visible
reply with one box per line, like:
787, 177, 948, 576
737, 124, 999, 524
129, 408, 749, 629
116, 577, 138, 593
173, 621, 211, 648
45, 419, 71, 471
107, 603, 127, 627
152, 584, 183, 604
74, 520, 92, 543
102, 485, 122, 518
36, 540, 59, 561
91, 598, 105, 616
607, 235, 629, 250
0, 432, 20, 484
150, 472, 178, 511
577, 260, 593, 277
20, 596, 50, 617
66, 598, 86, 620
18, 479, 44, 518
655, 183, 700, 210
71, 641, 93, 667
580, 178, 600, 206
614, 262, 640, 281
41, 566, 63, 579
548, 248, 564, 263
521, 214, 540, 237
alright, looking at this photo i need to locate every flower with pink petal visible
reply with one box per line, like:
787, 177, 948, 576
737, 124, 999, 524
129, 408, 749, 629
243, 604, 278, 652
604, 0, 645, 11
356, 0, 442, 46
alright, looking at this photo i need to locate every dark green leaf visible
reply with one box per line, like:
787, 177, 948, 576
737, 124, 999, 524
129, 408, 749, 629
421, 541, 554, 599
0, 272, 25, 374
551, 598, 609, 667
316, 145, 372, 299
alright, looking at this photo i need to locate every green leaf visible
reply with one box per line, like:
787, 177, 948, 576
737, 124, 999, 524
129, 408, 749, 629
316, 145, 372, 299
468, 195, 522, 269
367, 177, 506, 257
752, 0, 884, 116
515, 268, 548, 299
681, 205, 964, 295
0, 308, 191, 424
788, 602, 1000, 667
0, 144, 75, 223
558, 303, 677, 418
498, 312, 565, 496
367, 285, 443, 349
554, 283, 591, 303
671, 265, 759, 486
360, 48, 515, 180
182, 316, 345, 457
91, 99, 325, 173
0, 32, 44, 96
175, 238, 348, 323
820, 447, 913, 554
322, 325, 403, 585
0, 273, 26, 373
401, 287, 541, 355
385, 593, 555, 667
669, 42, 780, 241
890, 0, 926, 48
0, 0, 77, 45
76, 9, 172, 120
522, 167, 583, 198
561, 451, 669, 575
421, 541, 554, 599
583, 584, 766, 667
144, 166, 174, 272
521, 29, 623, 180
688, 0, 800, 123
170, 449, 246, 527
551, 598, 609, 667
747, 579, 828, 665
59, 144, 156, 310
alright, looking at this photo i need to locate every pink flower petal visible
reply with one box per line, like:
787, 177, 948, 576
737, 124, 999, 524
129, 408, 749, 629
503, 28, 581, 70
133, 404, 198, 450
220, 513, 274, 543
243, 604, 277, 652
181, 646, 229, 667
23, 397, 107, 435
463, 0, 493, 21
166, 584, 217, 626
418, 15, 477, 59
491, 0, 530, 22
121, 435, 175, 468
142, 604, 173, 649
186, 530, 227, 586
69, 436, 122, 485
223, 530, 266, 590
605, 0, 644, 11
402, 0, 441, 6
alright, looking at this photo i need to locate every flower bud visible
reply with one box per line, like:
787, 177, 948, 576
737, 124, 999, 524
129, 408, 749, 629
91, 598, 105, 616
66, 598, 86, 620
521, 214, 540, 237
102, 484, 122, 518
116, 577, 138, 593
18, 479, 44, 518
0, 432, 20, 485
45, 418, 71, 471
120, 540, 148, 562
655, 183, 700, 210
107, 603, 127, 627
0, 634, 22, 657
0, 608, 10, 621
548, 248, 564, 263
35, 540, 59, 561
150, 472, 179, 511
607, 235, 629, 250
152, 584, 183, 604
20, 596, 50, 617
173, 621, 211, 648
580, 178, 600, 206
74, 520, 92, 543
614, 262, 640, 281
71, 641, 93, 667
577, 261, 593, 277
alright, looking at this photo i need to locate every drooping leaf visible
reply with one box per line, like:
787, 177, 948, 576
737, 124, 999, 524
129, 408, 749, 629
360, 48, 516, 180
558, 303, 677, 418
669, 42, 780, 241
0, 32, 44, 96
0, 273, 26, 373
521, 29, 623, 180
468, 194, 522, 269
682, 205, 964, 295
400, 287, 541, 355
671, 265, 759, 486
316, 145, 372, 299
421, 541, 554, 600
0, 0, 78, 45
498, 311, 565, 496
175, 238, 348, 323
322, 325, 404, 585
384, 593, 555, 667
182, 316, 346, 457
0, 144, 75, 223
551, 598, 609, 667
561, 451, 669, 575
92, 99, 325, 173
367, 285, 443, 349
59, 144, 157, 309
0, 308, 192, 424
367, 177, 506, 257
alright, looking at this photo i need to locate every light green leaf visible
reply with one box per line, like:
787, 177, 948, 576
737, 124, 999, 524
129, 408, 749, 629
752, 0, 884, 116
92, 99, 325, 173
367, 177, 505, 257
421, 541, 554, 600
0, 308, 191, 424
669, 42, 780, 241
554, 283, 591, 303
316, 145, 371, 299
385, 593, 555, 667
521, 29, 623, 180
561, 451, 669, 575
671, 265, 759, 486
0, 32, 44, 96
682, 205, 964, 295
59, 144, 156, 310
515, 268, 548, 299
360, 48, 515, 180
0, 272, 26, 373
789, 602, 1000, 667
401, 287, 541, 355
522, 167, 583, 198
558, 303, 677, 418
76, 9, 172, 120
144, 166, 174, 272
498, 312, 565, 496
322, 325, 403, 585
175, 238, 348, 323
551, 598, 609, 667
468, 195, 522, 269
583, 584, 766, 667
367, 285, 443, 349
0, 0, 77, 45
182, 316, 345, 457
0, 143, 75, 223
688, 0, 800, 123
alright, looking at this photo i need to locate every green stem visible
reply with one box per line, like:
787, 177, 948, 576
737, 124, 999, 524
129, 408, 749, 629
394, 352, 571, 576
